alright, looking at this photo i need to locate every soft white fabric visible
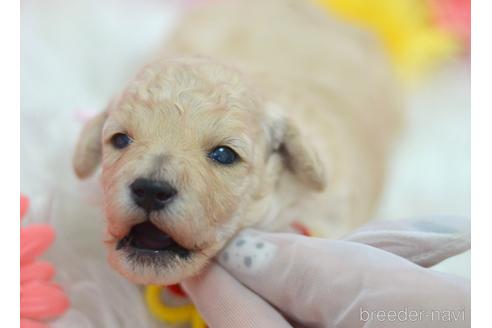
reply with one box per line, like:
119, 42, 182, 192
183, 217, 470, 327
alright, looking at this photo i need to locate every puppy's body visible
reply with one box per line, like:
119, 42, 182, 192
74, 0, 401, 284
164, 0, 401, 236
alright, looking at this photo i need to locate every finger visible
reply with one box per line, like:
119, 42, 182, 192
217, 229, 470, 327
216, 230, 381, 326
343, 216, 470, 267
182, 263, 292, 328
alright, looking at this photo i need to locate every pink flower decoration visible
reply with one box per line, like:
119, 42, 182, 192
20, 195, 69, 328
428, 0, 470, 49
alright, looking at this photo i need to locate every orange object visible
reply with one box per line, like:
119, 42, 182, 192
167, 284, 188, 297
291, 221, 312, 237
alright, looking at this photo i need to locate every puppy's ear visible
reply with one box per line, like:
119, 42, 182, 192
265, 104, 326, 191
73, 111, 107, 179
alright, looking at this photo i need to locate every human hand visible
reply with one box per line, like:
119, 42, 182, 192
182, 217, 470, 327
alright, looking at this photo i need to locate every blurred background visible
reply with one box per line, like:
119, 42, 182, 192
20, 0, 470, 326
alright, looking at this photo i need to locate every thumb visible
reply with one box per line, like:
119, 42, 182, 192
343, 216, 470, 267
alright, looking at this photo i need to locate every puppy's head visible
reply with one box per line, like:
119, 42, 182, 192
73, 57, 325, 284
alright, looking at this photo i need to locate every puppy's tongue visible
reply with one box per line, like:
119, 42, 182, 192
130, 221, 174, 250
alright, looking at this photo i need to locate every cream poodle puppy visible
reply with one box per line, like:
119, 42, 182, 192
73, 0, 401, 285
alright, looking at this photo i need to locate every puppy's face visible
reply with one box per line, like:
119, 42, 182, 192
73, 58, 325, 285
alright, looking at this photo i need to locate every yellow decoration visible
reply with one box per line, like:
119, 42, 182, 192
314, 0, 458, 80
145, 285, 206, 328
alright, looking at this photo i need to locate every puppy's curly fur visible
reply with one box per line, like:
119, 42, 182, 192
73, 0, 401, 285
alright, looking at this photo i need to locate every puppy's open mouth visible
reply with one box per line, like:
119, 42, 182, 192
116, 221, 190, 262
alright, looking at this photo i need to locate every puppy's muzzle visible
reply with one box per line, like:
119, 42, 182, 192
130, 178, 177, 212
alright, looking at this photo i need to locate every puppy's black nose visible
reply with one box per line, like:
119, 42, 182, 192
130, 179, 177, 212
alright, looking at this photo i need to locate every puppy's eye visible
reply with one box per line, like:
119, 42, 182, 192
208, 146, 238, 165
111, 133, 132, 149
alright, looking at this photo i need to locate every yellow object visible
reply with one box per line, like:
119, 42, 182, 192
145, 285, 206, 328
314, 0, 458, 80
